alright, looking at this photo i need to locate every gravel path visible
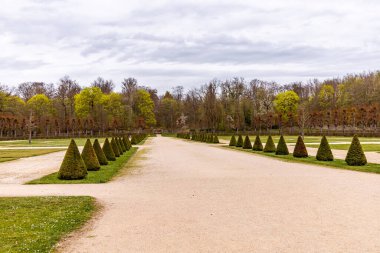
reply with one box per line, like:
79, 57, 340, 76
1, 137, 380, 252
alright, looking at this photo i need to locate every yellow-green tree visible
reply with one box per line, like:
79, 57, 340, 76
274, 90, 300, 132
135, 89, 156, 128
27, 94, 52, 143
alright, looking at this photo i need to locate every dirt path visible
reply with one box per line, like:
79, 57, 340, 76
1, 137, 380, 252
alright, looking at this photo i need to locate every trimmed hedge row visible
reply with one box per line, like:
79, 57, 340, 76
58, 135, 138, 180
177, 132, 219, 144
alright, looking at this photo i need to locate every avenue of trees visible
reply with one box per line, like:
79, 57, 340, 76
1, 70, 380, 139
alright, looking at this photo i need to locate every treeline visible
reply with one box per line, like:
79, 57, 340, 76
1, 71, 380, 139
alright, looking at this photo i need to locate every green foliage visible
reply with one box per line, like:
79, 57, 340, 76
115, 137, 124, 154
27, 94, 51, 117
111, 138, 120, 157
74, 87, 103, 118
81, 139, 101, 171
243, 135, 252, 149
101, 92, 123, 119
102, 138, 116, 161
93, 139, 108, 165
118, 137, 127, 152
123, 136, 131, 150
229, 135, 237, 146
274, 90, 300, 121
276, 135, 289, 155
130, 135, 137, 145
263, 135, 276, 152
252, 135, 263, 151
316, 136, 334, 161
318, 84, 335, 109
213, 135, 219, 143
58, 139, 87, 180
293, 136, 308, 158
345, 135, 367, 166
136, 89, 156, 127
236, 135, 243, 147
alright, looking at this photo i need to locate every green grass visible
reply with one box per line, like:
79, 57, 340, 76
226, 146, 380, 174
0, 196, 96, 253
307, 143, 380, 152
0, 138, 107, 147
0, 149, 64, 162
28, 147, 138, 184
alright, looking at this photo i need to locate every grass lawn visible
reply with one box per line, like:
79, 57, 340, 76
0, 196, 96, 253
226, 146, 380, 174
306, 143, 380, 152
28, 147, 138, 184
0, 149, 64, 162
0, 138, 107, 147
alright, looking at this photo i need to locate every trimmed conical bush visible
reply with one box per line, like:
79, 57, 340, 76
252, 135, 263, 151
81, 139, 101, 171
58, 139, 87, 180
263, 135, 276, 153
93, 139, 108, 165
119, 137, 127, 152
102, 138, 116, 161
316, 136, 334, 161
123, 136, 131, 151
131, 135, 137, 145
213, 135, 219, 143
276, 135, 289, 155
293, 136, 308, 158
236, 135, 243, 147
229, 135, 237, 146
345, 135, 367, 166
243, 135, 252, 149
111, 138, 120, 157
116, 138, 124, 154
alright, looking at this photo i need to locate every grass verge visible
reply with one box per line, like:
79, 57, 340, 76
28, 147, 138, 184
0, 138, 107, 147
225, 146, 380, 174
0, 149, 63, 163
307, 143, 380, 152
0, 196, 96, 253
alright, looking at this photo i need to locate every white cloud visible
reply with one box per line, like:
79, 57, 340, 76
0, 0, 379, 92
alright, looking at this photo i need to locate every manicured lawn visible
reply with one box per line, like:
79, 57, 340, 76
28, 147, 138, 184
307, 143, 380, 152
0, 138, 107, 147
0, 196, 96, 253
0, 149, 64, 162
226, 146, 380, 174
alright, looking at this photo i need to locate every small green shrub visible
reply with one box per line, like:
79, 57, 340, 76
243, 135, 252, 149
252, 135, 263, 151
276, 135, 289, 155
293, 136, 308, 158
102, 138, 116, 161
116, 138, 124, 154
123, 136, 131, 150
263, 135, 276, 153
111, 138, 120, 157
58, 139, 87, 180
236, 135, 243, 147
93, 139, 108, 165
81, 139, 101, 171
229, 135, 237, 146
316, 136, 334, 161
213, 135, 219, 143
345, 135, 367, 166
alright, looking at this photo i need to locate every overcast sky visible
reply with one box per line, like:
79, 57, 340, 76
0, 0, 379, 93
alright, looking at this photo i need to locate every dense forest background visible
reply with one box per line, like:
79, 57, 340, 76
1, 71, 380, 138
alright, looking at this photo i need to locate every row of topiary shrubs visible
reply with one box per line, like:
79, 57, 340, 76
176, 132, 220, 143
58, 136, 134, 180
130, 133, 148, 145
229, 134, 367, 166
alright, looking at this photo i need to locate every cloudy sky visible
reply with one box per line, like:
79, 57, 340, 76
0, 0, 379, 93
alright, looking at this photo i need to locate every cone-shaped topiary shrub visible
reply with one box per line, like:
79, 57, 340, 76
293, 136, 308, 158
243, 135, 252, 149
81, 139, 101, 171
316, 136, 334, 161
130, 135, 137, 145
236, 135, 243, 147
276, 135, 289, 155
213, 135, 219, 143
93, 139, 108, 165
116, 138, 124, 154
58, 139, 87, 180
123, 136, 131, 150
252, 135, 263, 151
111, 138, 120, 157
119, 137, 127, 152
345, 135, 367, 166
263, 135, 276, 153
229, 135, 237, 146
102, 138, 116, 161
